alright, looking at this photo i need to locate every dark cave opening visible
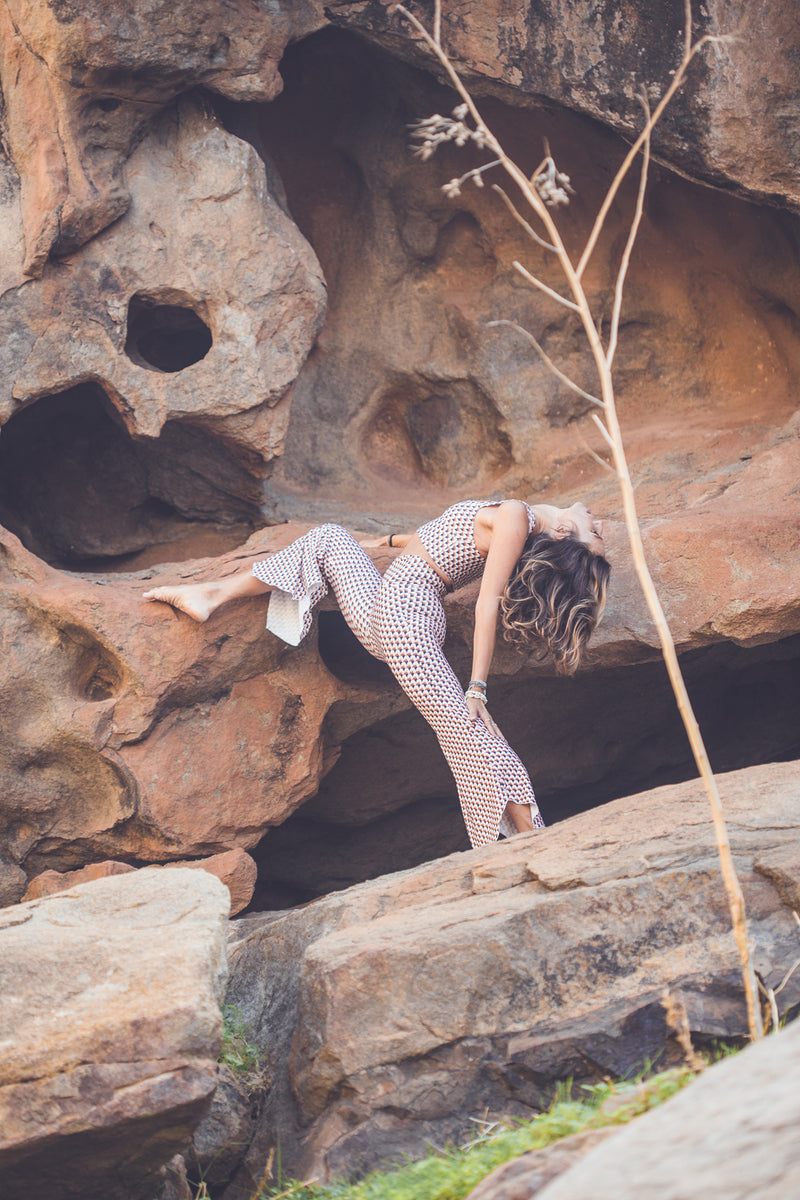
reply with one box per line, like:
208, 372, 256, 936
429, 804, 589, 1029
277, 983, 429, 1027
0, 382, 260, 568
124, 293, 213, 373
248, 627, 800, 911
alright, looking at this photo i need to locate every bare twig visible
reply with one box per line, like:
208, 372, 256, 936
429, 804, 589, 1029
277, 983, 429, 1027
488, 319, 603, 407
492, 184, 557, 252
590, 412, 616, 449
606, 93, 651, 369
757, 973, 781, 1036
662, 990, 706, 1072
577, 31, 721, 280
513, 261, 581, 311
575, 426, 618, 475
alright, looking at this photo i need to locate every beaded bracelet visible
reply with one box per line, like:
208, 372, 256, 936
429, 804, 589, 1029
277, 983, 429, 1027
465, 687, 488, 703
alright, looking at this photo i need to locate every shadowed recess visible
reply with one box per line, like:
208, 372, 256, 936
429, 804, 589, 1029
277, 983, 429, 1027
125, 293, 213, 373
249, 632, 800, 910
0, 383, 260, 568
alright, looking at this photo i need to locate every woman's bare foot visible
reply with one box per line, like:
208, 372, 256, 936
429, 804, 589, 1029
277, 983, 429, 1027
142, 582, 221, 623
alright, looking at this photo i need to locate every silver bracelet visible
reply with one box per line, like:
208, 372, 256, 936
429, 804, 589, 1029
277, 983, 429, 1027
468, 678, 487, 691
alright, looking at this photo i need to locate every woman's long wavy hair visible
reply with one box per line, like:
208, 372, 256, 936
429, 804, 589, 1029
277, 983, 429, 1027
500, 532, 611, 675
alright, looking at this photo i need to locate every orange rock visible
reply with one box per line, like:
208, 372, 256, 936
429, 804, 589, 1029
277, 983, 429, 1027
163, 850, 257, 917
226, 759, 800, 1185
0, 0, 323, 274
0, 868, 229, 1200
21, 849, 257, 915
22, 861, 135, 902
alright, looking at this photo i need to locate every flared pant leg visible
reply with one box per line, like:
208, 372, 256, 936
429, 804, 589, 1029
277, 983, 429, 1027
253, 523, 385, 656
374, 558, 544, 847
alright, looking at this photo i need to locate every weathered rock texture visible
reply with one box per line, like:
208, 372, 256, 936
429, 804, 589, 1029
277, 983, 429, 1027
329, 0, 800, 213
223, 759, 800, 1190
0, 522, 390, 901
257, 28, 800, 529
0, 5, 798, 907
0, 0, 324, 275
466, 1126, 621, 1200
0, 867, 230, 1200
2, 497, 798, 907
0, 94, 326, 565
529, 1016, 800, 1200
186, 1064, 256, 1191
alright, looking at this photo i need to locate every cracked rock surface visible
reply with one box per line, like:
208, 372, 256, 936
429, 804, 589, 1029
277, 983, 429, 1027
223, 758, 800, 1190
0, 866, 230, 1200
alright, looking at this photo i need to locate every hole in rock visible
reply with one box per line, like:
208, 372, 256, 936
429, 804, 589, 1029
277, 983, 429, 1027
248, 633, 800, 911
0, 383, 260, 568
125, 293, 213, 373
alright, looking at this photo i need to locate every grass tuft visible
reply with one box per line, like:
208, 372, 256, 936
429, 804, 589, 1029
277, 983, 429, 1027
255, 1066, 695, 1200
219, 1003, 266, 1085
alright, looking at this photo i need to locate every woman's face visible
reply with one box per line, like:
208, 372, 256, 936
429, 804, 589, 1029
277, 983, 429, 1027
561, 502, 605, 555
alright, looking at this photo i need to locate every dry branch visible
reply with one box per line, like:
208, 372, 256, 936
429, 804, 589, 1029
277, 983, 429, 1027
395, 1, 763, 1040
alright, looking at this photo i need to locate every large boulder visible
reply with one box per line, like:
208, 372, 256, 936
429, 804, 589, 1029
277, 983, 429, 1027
530, 1015, 800, 1200
223, 758, 800, 1190
0, 0, 324, 274
0, 867, 230, 1200
329, 0, 800, 213
0, 94, 326, 567
0, 522, 402, 901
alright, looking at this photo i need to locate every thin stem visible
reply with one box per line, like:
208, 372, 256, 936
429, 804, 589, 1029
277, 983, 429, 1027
773, 954, 800, 997
455, 158, 502, 187
491, 185, 557, 253
606, 94, 651, 369
577, 33, 719, 280
489, 320, 603, 407
513, 261, 580, 311
590, 412, 616, 448
577, 431, 618, 475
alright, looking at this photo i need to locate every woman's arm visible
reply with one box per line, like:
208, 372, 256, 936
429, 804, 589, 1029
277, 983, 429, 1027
468, 501, 530, 733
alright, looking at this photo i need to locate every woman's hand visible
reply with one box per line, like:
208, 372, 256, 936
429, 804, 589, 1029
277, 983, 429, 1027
466, 694, 505, 739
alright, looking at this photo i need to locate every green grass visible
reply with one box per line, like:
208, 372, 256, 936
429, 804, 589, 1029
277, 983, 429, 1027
219, 1003, 264, 1080
256, 1066, 695, 1200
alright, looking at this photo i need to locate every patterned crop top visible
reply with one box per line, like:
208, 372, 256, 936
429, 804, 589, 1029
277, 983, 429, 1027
416, 499, 536, 591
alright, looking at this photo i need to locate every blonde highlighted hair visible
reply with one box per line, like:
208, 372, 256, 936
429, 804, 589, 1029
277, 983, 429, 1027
500, 533, 610, 675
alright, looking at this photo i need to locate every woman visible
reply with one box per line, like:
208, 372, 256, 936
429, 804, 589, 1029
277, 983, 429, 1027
143, 498, 609, 847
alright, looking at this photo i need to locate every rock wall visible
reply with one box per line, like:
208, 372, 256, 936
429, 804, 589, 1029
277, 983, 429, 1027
0, 1, 798, 903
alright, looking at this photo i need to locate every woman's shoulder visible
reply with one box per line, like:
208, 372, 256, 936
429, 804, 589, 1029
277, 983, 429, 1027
479, 499, 536, 539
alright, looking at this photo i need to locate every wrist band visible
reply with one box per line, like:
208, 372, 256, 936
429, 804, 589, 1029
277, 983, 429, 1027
468, 679, 487, 691
388, 533, 394, 547
465, 688, 488, 703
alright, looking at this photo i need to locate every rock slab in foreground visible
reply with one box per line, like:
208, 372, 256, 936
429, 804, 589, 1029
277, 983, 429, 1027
0, 867, 230, 1200
224, 759, 800, 1191
532, 1016, 800, 1200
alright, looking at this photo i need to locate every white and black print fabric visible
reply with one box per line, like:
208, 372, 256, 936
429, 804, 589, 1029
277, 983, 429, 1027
416, 499, 536, 589
252, 520, 544, 847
